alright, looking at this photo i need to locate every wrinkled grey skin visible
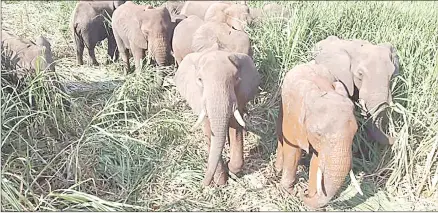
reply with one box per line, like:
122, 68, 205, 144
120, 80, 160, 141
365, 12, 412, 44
112, 2, 173, 74
276, 62, 358, 209
180, 1, 219, 19
174, 50, 260, 186
172, 18, 253, 65
71, 0, 125, 66
2, 30, 55, 76
192, 22, 253, 57
172, 15, 204, 65
169, 14, 187, 61
313, 36, 400, 145
204, 2, 252, 31
180, 1, 251, 31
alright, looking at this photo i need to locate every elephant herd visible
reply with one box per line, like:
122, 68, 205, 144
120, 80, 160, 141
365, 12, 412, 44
0, 0, 400, 210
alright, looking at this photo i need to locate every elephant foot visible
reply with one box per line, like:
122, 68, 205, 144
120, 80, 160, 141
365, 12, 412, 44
91, 61, 100, 66
274, 162, 283, 176
227, 161, 243, 177
203, 161, 229, 186
280, 178, 297, 195
213, 170, 228, 186
77, 60, 84, 66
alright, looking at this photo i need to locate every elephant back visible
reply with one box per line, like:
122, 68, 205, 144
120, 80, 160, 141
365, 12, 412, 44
180, 1, 217, 19
192, 22, 252, 58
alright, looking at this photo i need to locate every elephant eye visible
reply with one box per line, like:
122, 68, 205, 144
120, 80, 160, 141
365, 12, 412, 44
196, 77, 203, 87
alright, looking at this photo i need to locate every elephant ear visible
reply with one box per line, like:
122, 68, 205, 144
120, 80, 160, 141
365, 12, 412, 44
378, 43, 400, 77
174, 52, 204, 114
227, 53, 261, 104
314, 49, 355, 97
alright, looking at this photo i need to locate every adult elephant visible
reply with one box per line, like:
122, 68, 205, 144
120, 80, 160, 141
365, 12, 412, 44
112, 2, 173, 74
174, 49, 260, 186
313, 36, 400, 145
71, 0, 125, 66
276, 61, 362, 209
172, 18, 253, 65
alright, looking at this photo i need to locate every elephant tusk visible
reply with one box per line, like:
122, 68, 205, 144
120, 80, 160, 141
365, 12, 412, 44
317, 167, 323, 196
190, 109, 206, 132
349, 170, 363, 195
234, 109, 246, 127
358, 98, 368, 111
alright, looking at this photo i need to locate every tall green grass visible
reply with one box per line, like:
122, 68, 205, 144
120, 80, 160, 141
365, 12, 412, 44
1, 1, 437, 211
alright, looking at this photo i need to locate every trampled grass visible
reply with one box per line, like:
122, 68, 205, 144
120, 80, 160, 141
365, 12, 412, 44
1, 1, 437, 211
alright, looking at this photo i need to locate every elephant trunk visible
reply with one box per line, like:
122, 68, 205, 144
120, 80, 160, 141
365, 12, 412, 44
360, 89, 395, 145
304, 138, 352, 209
202, 86, 234, 186
150, 34, 172, 66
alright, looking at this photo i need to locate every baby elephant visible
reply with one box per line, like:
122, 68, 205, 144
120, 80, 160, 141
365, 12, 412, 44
276, 62, 362, 209
2, 30, 55, 76
71, 0, 125, 66
112, 2, 173, 74
174, 49, 260, 186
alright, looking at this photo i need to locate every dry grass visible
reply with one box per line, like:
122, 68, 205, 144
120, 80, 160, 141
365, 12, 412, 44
1, 0, 438, 211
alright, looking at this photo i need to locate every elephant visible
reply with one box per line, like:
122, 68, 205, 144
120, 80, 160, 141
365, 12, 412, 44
312, 36, 400, 145
174, 49, 261, 186
204, 2, 252, 31
172, 18, 253, 65
2, 30, 55, 76
2, 30, 72, 110
275, 61, 362, 209
112, 2, 173, 74
70, 0, 125, 66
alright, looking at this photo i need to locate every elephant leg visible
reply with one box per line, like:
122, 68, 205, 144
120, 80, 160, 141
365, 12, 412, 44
280, 136, 302, 193
228, 115, 244, 175
203, 118, 228, 185
120, 49, 130, 75
307, 152, 319, 197
106, 32, 119, 64
74, 33, 85, 65
131, 46, 145, 73
275, 109, 284, 174
87, 43, 99, 66
113, 30, 130, 74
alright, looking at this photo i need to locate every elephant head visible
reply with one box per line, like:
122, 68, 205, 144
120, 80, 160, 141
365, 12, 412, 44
34, 36, 55, 72
204, 2, 252, 31
191, 22, 253, 59
174, 50, 260, 185
314, 37, 399, 145
136, 6, 173, 66
301, 81, 359, 209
